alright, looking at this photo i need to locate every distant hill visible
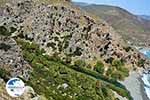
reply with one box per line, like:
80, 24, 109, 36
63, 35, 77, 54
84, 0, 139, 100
139, 15, 150, 20
75, 2, 150, 47
74, 2, 90, 6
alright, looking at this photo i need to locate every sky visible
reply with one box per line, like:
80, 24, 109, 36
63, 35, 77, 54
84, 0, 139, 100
73, 0, 150, 15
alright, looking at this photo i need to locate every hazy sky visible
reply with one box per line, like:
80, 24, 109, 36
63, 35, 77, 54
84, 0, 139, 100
73, 0, 150, 15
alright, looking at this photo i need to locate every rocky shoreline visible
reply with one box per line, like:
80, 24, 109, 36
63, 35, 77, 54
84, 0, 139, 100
121, 71, 150, 100
140, 77, 150, 100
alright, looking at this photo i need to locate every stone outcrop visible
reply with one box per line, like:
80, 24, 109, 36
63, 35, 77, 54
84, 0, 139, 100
0, 36, 31, 80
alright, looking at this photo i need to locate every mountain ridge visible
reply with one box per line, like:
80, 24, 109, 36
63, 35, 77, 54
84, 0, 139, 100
139, 15, 150, 20
75, 2, 150, 47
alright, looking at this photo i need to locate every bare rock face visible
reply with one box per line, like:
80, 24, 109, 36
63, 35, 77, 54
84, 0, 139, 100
0, 36, 31, 80
0, 0, 145, 69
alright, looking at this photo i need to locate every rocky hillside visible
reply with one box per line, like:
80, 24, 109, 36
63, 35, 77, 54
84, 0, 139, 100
0, 36, 31, 80
0, 0, 144, 67
0, 0, 147, 100
76, 3, 150, 47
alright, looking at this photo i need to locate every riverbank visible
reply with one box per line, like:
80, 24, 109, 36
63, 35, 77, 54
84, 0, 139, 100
120, 71, 149, 100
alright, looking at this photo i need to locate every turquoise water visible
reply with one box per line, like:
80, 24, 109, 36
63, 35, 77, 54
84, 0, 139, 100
139, 48, 150, 99
142, 74, 150, 99
139, 49, 150, 59
145, 51, 150, 58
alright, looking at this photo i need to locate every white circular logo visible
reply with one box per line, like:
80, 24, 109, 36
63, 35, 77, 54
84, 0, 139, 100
6, 78, 25, 97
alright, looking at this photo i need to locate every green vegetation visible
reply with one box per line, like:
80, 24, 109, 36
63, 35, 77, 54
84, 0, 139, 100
137, 59, 145, 67
0, 43, 11, 51
0, 68, 10, 81
0, 26, 16, 36
74, 60, 86, 68
10, 27, 17, 33
123, 46, 132, 52
0, 26, 11, 36
94, 61, 104, 74
112, 60, 125, 68
73, 47, 83, 56
107, 60, 129, 81
16, 38, 132, 100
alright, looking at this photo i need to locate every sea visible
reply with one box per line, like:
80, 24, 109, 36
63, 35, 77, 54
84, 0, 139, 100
139, 48, 150, 99
142, 73, 150, 99
139, 48, 150, 58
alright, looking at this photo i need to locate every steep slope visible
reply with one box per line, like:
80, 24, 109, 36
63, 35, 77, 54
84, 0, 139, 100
0, 0, 147, 100
76, 3, 150, 47
0, 36, 31, 80
0, 0, 143, 67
